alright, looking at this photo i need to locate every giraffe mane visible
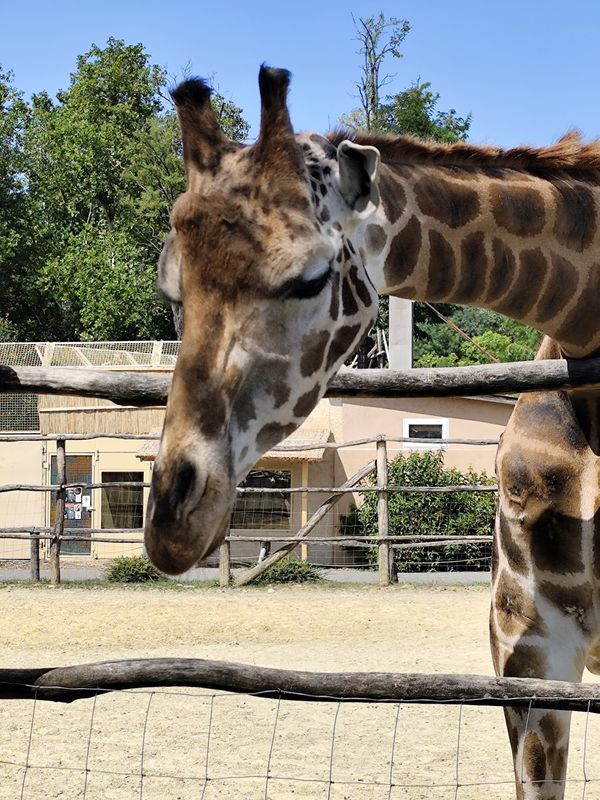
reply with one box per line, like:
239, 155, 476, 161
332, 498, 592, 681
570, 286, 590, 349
327, 129, 600, 177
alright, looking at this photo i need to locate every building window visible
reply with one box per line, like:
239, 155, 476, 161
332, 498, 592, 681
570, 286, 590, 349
101, 472, 144, 529
231, 470, 292, 530
402, 418, 448, 450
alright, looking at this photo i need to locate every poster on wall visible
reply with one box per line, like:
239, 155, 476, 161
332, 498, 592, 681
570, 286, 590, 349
65, 502, 82, 521
65, 486, 83, 503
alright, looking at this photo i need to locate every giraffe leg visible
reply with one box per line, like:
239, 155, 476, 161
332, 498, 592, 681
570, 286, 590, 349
503, 703, 573, 800
491, 613, 585, 800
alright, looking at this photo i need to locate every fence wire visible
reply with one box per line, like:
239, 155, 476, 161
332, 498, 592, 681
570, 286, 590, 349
1, 686, 599, 799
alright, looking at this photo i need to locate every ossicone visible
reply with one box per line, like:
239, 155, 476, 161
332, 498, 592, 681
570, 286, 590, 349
171, 78, 213, 109
257, 65, 291, 112
172, 76, 232, 176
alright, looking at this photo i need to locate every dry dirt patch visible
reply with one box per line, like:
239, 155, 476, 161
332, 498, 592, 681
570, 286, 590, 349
0, 584, 597, 799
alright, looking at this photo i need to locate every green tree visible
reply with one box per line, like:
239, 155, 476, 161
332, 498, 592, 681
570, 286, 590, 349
340, 450, 496, 572
413, 306, 541, 366
342, 13, 410, 132
379, 80, 471, 143
0, 68, 42, 337
18, 38, 249, 341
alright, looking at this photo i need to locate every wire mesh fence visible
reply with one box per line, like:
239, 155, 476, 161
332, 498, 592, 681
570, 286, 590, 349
0, 342, 181, 434
1, 683, 600, 800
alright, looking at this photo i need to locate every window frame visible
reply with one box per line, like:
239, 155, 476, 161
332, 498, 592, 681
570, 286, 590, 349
231, 469, 293, 531
402, 417, 449, 450
100, 470, 145, 530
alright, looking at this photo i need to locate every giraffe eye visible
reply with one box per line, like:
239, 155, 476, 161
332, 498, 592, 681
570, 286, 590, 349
286, 263, 333, 300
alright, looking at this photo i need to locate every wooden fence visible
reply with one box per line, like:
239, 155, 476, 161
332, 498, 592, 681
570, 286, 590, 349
0, 355, 599, 588
0, 656, 599, 711
0, 432, 497, 587
2, 355, 600, 404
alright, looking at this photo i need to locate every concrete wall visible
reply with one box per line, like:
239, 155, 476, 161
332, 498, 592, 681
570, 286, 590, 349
0, 441, 45, 559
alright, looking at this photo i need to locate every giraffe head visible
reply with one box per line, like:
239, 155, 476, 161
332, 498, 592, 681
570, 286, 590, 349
145, 66, 380, 573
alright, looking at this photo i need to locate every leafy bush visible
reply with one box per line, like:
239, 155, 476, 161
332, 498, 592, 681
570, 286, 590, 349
106, 555, 165, 583
253, 555, 323, 586
339, 450, 496, 572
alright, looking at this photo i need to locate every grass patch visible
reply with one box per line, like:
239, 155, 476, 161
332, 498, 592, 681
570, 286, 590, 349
105, 555, 165, 583
252, 555, 323, 586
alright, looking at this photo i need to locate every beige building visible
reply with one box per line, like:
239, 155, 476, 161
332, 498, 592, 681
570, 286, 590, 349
0, 342, 514, 566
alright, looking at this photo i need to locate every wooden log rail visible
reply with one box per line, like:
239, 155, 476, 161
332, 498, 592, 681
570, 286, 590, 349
3, 357, 600, 405
1, 658, 600, 711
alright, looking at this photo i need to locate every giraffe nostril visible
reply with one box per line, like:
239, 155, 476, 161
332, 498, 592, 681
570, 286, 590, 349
169, 460, 198, 511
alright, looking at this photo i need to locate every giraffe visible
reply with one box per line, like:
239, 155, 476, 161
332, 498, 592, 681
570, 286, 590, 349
145, 66, 600, 799
490, 334, 600, 800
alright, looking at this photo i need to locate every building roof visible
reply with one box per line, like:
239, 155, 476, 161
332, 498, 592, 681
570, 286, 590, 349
136, 428, 330, 463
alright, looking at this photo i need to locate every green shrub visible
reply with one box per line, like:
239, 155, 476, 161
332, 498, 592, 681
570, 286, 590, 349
105, 555, 165, 583
339, 450, 496, 572
253, 555, 323, 585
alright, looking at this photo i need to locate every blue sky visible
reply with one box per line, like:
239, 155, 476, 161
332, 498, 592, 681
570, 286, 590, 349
2, 0, 600, 147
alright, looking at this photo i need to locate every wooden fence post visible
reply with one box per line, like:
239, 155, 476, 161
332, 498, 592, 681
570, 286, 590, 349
50, 438, 66, 587
29, 531, 40, 582
219, 541, 231, 588
377, 437, 392, 587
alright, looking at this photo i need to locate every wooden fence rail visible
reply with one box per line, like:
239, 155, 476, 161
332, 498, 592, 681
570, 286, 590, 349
3, 357, 600, 405
0, 657, 598, 711
0, 429, 497, 586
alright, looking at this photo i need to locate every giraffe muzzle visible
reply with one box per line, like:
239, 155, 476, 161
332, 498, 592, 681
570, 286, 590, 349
144, 454, 234, 574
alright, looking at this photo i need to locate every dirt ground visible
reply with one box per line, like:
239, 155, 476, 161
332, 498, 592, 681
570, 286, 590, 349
0, 583, 598, 799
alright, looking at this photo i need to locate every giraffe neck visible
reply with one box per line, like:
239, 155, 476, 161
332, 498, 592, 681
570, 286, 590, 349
360, 159, 600, 358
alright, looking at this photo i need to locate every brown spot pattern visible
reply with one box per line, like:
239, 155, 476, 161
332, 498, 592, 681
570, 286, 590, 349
293, 384, 322, 418
196, 389, 227, 438
495, 248, 548, 319
414, 175, 480, 229
490, 184, 545, 237
233, 393, 256, 431
530, 511, 584, 574
486, 237, 517, 303
300, 331, 330, 377
341, 277, 359, 316
539, 713, 561, 746
539, 581, 592, 629
554, 266, 600, 350
553, 181, 596, 251
515, 392, 588, 451
349, 265, 374, 307
522, 731, 548, 786
535, 253, 578, 323
257, 422, 297, 452
384, 215, 422, 287
497, 511, 529, 576
329, 272, 340, 320
264, 363, 291, 408
325, 324, 363, 371
495, 569, 544, 637
452, 231, 487, 303
366, 224, 388, 255
379, 166, 406, 223
503, 643, 547, 678
426, 230, 456, 300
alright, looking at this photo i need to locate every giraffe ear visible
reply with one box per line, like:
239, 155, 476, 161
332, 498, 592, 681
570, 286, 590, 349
336, 140, 380, 217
